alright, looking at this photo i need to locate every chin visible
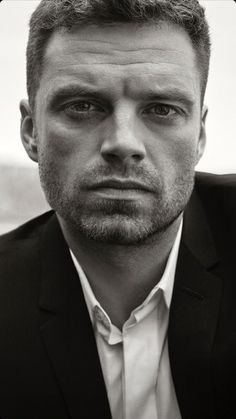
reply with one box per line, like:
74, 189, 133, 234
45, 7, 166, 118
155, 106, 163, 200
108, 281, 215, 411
70, 214, 173, 246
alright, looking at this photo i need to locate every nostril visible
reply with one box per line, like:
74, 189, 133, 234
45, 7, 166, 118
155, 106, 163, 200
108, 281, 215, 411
101, 150, 144, 163
132, 153, 143, 161
101, 152, 121, 165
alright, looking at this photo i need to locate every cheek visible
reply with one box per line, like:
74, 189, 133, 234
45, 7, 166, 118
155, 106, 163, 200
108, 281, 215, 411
164, 122, 200, 160
37, 118, 99, 169
171, 137, 198, 166
148, 125, 200, 177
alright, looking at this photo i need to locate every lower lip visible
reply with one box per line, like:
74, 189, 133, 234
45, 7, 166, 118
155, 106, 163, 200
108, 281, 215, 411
91, 188, 150, 199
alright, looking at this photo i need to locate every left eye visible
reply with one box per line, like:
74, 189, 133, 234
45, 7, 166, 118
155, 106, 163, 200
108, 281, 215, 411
144, 104, 177, 117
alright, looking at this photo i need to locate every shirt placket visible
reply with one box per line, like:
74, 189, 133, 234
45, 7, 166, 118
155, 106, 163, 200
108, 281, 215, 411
122, 310, 159, 419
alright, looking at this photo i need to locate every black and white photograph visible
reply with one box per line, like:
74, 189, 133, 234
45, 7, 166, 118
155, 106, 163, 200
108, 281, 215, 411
0, 1, 236, 418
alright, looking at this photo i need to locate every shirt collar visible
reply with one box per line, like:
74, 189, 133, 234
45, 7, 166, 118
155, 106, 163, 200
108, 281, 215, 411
70, 218, 183, 331
157, 218, 183, 309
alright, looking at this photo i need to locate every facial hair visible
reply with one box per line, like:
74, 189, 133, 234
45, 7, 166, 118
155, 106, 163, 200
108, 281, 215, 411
38, 151, 195, 245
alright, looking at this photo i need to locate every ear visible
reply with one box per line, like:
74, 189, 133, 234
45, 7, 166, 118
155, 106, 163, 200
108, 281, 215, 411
20, 99, 38, 163
195, 104, 208, 165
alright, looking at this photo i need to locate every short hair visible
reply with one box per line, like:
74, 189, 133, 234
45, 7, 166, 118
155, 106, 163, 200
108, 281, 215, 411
26, 0, 211, 111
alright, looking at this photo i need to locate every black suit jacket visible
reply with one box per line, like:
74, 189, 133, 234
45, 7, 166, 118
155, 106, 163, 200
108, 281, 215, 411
0, 172, 236, 419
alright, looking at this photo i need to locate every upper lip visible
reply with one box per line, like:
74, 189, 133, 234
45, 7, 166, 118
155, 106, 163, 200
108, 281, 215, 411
88, 179, 153, 192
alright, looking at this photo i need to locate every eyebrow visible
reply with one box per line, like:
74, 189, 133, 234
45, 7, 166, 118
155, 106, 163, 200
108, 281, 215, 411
135, 81, 196, 105
140, 90, 195, 108
46, 84, 104, 108
46, 83, 195, 109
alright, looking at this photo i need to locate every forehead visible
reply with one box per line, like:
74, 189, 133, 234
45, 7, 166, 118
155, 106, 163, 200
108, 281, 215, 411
39, 22, 200, 103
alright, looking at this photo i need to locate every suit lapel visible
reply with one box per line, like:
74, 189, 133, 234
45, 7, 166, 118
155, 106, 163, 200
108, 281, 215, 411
169, 191, 222, 419
38, 214, 112, 419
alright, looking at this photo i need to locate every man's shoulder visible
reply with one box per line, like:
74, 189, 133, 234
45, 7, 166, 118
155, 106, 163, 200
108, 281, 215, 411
0, 211, 56, 307
0, 210, 54, 252
193, 172, 236, 241
195, 171, 236, 207
196, 171, 236, 190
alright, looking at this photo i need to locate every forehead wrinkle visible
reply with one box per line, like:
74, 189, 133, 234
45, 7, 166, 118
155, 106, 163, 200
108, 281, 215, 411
43, 41, 196, 75
44, 52, 195, 72
45, 48, 191, 65
49, 62, 190, 68
64, 42, 187, 54
45, 35, 195, 67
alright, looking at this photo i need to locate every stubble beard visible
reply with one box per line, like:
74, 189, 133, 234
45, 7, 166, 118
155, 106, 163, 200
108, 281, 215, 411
66, 201, 182, 245
38, 159, 195, 246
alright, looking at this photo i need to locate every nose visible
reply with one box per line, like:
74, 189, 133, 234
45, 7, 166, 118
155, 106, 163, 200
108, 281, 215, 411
100, 104, 146, 164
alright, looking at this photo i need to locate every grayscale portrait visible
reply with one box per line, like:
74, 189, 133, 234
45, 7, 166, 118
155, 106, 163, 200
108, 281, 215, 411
0, 1, 235, 419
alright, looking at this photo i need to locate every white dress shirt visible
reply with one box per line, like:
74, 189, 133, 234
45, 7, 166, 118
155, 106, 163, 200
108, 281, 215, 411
70, 220, 182, 419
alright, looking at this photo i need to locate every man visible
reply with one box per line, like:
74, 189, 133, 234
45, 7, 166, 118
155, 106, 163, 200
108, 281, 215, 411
0, 0, 236, 418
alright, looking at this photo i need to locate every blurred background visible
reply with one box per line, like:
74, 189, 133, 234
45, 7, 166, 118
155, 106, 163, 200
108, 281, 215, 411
0, 0, 236, 234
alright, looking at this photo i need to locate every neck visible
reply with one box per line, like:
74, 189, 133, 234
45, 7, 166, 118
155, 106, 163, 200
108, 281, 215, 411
58, 215, 182, 329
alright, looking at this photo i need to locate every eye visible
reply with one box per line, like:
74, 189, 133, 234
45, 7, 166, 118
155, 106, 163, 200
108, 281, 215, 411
62, 100, 106, 121
143, 103, 180, 118
64, 101, 97, 114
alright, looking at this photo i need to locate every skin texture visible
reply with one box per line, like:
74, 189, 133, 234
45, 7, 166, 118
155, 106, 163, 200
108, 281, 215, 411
20, 22, 207, 327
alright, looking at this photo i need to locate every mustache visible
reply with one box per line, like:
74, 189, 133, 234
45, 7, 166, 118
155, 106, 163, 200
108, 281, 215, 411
78, 164, 162, 192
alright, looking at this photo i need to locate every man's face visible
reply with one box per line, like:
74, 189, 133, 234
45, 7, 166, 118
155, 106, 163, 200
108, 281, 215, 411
25, 22, 206, 244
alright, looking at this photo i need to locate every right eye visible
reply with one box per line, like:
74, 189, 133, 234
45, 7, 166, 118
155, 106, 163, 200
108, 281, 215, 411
63, 101, 100, 117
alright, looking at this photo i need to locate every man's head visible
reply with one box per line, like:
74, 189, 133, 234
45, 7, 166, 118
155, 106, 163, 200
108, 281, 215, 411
20, 0, 210, 245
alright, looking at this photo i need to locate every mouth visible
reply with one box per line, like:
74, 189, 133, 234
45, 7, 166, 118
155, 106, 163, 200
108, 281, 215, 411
88, 179, 153, 192
86, 179, 153, 199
